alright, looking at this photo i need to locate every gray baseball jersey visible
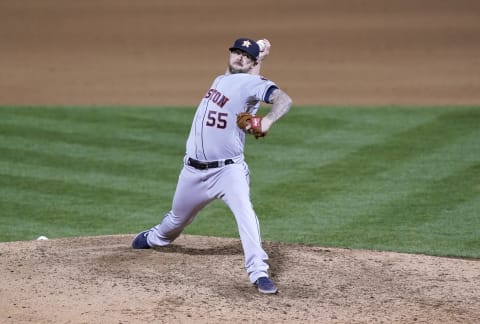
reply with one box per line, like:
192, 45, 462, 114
186, 73, 277, 161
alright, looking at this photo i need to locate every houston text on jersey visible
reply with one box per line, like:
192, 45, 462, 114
205, 88, 230, 108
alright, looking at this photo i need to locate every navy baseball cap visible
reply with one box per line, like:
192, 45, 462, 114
229, 38, 260, 60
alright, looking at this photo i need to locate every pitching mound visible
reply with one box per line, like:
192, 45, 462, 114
1, 235, 478, 323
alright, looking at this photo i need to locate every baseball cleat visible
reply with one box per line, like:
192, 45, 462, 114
131, 230, 151, 249
254, 277, 278, 294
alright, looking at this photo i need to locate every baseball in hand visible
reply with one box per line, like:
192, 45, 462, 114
257, 39, 267, 52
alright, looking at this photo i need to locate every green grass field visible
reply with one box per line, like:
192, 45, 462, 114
0, 105, 479, 258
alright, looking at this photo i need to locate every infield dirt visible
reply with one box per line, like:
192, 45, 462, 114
1, 1, 479, 323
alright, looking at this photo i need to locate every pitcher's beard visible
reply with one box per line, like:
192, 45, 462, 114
228, 64, 250, 74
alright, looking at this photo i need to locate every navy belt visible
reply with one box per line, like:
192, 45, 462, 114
187, 157, 234, 170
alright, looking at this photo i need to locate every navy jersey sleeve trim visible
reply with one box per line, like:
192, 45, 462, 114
264, 85, 278, 103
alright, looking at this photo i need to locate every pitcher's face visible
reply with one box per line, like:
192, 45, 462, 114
228, 49, 256, 74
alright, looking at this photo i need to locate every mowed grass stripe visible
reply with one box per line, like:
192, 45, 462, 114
258, 107, 479, 204
0, 121, 183, 153
342, 163, 480, 256
0, 200, 86, 241
0, 108, 191, 152
0, 134, 182, 166
0, 174, 166, 234
0, 145, 182, 184
261, 105, 438, 148
0, 106, 192, 155
0, 199, 159, 241
322, 129, 480, 222
0, 172, 161, 205
0, 106, 193, 135
0, 160, 176, 199
246, 107, 480, 257
433, 197, 480, 254
248, 106, 440, 190
0, 186, 162, 221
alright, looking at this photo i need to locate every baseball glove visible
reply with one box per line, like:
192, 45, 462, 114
237, 112, 266, 138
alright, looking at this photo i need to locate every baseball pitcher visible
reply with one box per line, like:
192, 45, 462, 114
132, 37, 292, 294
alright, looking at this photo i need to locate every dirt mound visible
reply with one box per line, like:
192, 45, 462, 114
1, 235, 479, 323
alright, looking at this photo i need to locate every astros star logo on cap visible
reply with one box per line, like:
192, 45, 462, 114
242, 40, 251, 48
